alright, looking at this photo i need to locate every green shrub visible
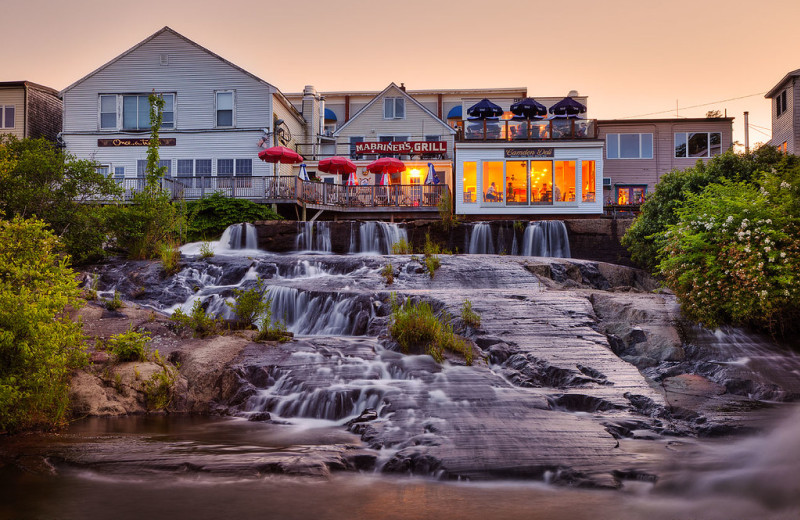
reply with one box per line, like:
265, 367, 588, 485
388, 295, 472, 365
107, 325, 150, 362
186, 193, 281, 242
105, 290, 124, 311
461, 299, 481, 328
423, 255, 440, 279
142, 351, 178, 411
159, 240, 181, 275
437, 191, 459, 231
199, 241, 214, 259
170, 300, 223, 338
392, 238, 412, 254
83, 273, 99, 301
227, 279, 270, 328
380, 263, 395, 285
0, 216, 87, 433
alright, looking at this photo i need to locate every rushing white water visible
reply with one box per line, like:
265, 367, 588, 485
350, 221, 408, 255
467, 222, 495, 254
521, 221, 571, 258
296, 221, 332, 252
180, 223, 260, 256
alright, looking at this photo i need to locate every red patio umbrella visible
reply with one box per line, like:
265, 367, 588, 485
257, 146, 304, 164
318, 156, 357, 175
366, 157, 405, 175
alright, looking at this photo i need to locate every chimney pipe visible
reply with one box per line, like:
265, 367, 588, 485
400, 83, 406, 92
744, 111, 750, 154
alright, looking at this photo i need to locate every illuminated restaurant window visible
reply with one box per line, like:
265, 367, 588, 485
674, 132, 721, 158
581, 161, 596, 202
506, 161, 528, 205
482, 161, 504, 203
463, 162, 477, 203
606, 133, 653, 159
616, 185, 646, 205
554, 161, 576, 202
530, 161, 552, 205
384, 98, 405, 119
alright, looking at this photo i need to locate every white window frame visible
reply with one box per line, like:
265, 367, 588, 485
383, 97, 405, 120
0, 105, 15, 129
215, 90, 235, 128
99, 95, 118, 130
606, 133, 653, 159
102, 93, 175, 131
674, 132, 722, 158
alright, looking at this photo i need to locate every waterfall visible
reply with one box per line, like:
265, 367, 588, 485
219, 223, 258, 250
521, 221, 571, 258
467, 222, 495, 254
351, 221, 408, 254
296, 222, 332, 252
263, 285, 373, 336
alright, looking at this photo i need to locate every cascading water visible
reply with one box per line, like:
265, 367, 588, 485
466, 222, 495, 254
262, 285, 373, 336
296, 221, 332, 252
350, 221, 407, 254
179, 223, 259, 256
521, 220, 571, 258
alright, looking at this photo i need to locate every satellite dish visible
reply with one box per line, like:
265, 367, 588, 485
275, 120, 292, 145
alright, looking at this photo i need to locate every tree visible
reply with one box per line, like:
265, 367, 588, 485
107, 93, 186, 258
0, 136, 120, 264
622, 146, 797, 272
0, 216, 87, 432
705, 110, 723, 118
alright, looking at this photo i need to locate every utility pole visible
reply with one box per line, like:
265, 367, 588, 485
744, 111, 750, 154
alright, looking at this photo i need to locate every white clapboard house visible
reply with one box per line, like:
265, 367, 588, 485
61, 26, 305, 197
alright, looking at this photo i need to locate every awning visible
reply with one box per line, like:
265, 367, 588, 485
447, 105, 462, 119
324, 108, 337, 122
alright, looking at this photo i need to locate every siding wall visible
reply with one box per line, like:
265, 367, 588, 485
0, 88, 26, 138
272, 95, 305, 176
769, 79, 796, 154
598, 119, 733, 193
62, 29, 283, 178
455, 142, 604, 216
27, 87, 62, 140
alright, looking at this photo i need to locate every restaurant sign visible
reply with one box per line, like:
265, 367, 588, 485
355, 141, 447, 155
504, 147, 554, 158
98, 138, 177, 147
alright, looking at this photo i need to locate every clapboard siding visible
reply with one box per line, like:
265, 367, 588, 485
0, 88, 25, 138
27, 86, 62, 140
455, 142, 604, 216
63, 30, 274, 133
769, 81, 795, 153
598, 119, 733, 192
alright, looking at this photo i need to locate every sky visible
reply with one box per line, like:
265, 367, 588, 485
4, 0, 799, 148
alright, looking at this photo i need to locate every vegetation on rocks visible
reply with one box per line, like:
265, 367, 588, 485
388, 295, 473, 365
107, 325, 151, 362
186, 193, 281, 242
460, 299, 481, 329
170, 300, 224, 338
0, 216, 87, 432
380, 263, 395, 285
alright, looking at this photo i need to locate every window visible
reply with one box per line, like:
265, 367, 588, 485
777, 90, 788, 117
482, 161, 504, 203
553, 161, 576, 202
114, 167, 125, 180
96, 165, 110, 176
235, 159, 252, 175
177, 160, 193, 176
137, 160, 147, 178
196, 159, 212, 187
425, 135, 440, 142
159, 159, 171, 177
349, 136, 364, 159
217, 159, 234, 176
216, 91, 234, 127
384, 97, 405, 119
531, 161, 552, 205
506, 161, 528, 205
0, 105, 15, 128
581, 161, 596, 202
606, 133, 653, 159
121, 93, 174, 131
674, 132, 722, 158
100, 96, 116, 129
616, 185, 647, 205
778, 141, 788, 154
463, 162, 477, 203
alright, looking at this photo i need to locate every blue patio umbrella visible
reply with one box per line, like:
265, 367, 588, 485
548, 96, 587, 118
424, 163, 440, 185
510, 97, 547, 119
467, 98, 504, 119
297, 163, 310, 181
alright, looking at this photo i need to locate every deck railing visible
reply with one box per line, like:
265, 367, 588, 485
458, 119, 597, 141
111, 176, 448, 209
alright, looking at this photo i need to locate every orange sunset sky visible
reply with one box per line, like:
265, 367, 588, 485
4, 0, 799, 148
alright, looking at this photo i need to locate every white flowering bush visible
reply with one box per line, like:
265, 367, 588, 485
658, 176, 799, 334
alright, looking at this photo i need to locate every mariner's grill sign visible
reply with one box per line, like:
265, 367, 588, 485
97, 138, 177, 147
355, 141, 447, 155
504, 147, 554, 158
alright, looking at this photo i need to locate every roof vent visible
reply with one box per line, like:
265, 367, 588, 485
568, 89, 579, 97
160, 54, 169, 66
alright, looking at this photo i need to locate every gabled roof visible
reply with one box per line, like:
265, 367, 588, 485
333, 82, 455, 136
62, 26, 278, 94
0, 81, 60, 96
765, 68, 800, 99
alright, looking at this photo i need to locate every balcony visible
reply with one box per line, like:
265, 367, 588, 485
458, 119, 597, 141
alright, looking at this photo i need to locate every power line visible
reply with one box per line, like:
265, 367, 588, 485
618, 92, 767, 119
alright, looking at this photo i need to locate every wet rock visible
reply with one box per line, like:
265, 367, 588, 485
345, 409, 378, 426
247, 411, 271, 421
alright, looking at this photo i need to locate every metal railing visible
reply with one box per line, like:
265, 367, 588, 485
112, 176, 448, 210
457, 119, 597, 141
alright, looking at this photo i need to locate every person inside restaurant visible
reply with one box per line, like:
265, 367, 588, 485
486, 182, 500, 201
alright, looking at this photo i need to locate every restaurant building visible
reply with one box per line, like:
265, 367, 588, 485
596, 117, 734, 204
